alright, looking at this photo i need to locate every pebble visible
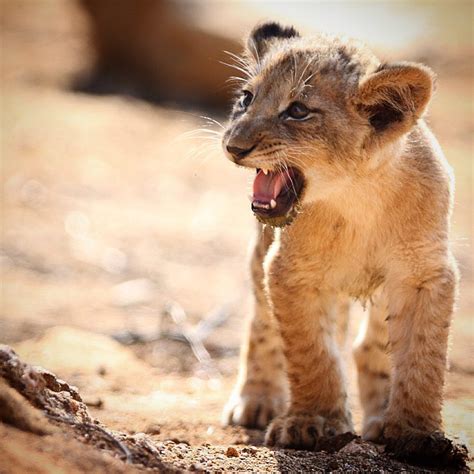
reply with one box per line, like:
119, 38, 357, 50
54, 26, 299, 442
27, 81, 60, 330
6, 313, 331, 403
225, 446, 239, 458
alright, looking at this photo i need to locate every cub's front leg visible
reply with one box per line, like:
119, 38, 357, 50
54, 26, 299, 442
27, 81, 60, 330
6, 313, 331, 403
265, 254, 353, 449
223, 224, 288, 429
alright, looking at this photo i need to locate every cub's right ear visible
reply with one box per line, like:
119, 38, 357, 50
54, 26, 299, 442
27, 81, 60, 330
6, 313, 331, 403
247, 22, 300, 60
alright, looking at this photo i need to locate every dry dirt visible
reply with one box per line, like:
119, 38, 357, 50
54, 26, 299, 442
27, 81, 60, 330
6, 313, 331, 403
0, 337, 468, 473
1, 1, 473, 472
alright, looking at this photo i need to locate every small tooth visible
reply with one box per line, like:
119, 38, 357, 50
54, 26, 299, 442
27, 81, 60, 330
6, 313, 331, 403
262, 168, 269, 175
270, 199, 277, 209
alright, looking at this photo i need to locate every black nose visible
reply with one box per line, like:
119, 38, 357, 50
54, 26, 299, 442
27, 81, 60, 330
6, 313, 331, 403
226, 144, 256, 160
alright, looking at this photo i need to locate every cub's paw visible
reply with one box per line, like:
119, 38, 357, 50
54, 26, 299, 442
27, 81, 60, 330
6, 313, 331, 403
363, 415, 425, 443
361, 415, 385, 441
264, 413, 353, 450
222, 389, 287, 429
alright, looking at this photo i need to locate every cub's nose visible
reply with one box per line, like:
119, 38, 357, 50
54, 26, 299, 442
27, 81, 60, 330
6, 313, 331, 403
226, 144, 256, 161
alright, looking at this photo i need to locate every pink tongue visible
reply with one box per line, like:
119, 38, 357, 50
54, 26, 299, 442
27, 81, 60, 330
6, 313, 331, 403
253, 170, 290, 202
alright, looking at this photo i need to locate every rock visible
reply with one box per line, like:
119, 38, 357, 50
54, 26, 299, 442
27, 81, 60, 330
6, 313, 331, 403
0, 379, 55, 435
225, 446, 239, 457
0, 345, 91, 424
0, 345, 174, 472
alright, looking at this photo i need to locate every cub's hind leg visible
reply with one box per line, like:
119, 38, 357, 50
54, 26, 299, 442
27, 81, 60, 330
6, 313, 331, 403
353, 291, 391, 440
222, 224, 288, 429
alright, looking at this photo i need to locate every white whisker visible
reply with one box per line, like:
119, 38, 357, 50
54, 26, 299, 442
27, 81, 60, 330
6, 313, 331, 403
226, 75, 247, 84
219, 61, 252, 79
199, 115, 225, 130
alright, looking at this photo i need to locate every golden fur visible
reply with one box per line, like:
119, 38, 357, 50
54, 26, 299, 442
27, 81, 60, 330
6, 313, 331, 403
222, 23, 457, 448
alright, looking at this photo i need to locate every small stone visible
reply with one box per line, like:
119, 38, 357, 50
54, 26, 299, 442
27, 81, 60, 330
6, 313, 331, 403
242, 447, 257, 456
225, 446, 239, 457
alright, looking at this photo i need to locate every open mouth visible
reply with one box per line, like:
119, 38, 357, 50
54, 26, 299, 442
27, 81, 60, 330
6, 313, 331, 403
251, 167, 305, 227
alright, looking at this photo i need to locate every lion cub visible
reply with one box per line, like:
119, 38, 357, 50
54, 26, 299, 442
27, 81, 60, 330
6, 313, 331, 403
222, 23, 457, 449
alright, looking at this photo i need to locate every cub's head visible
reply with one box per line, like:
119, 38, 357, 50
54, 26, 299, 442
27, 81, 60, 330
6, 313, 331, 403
222, 22, 435, 227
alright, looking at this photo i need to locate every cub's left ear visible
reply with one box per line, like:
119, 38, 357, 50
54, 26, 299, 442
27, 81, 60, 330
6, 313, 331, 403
247, 22, 300, 60
354, 62, 435, 137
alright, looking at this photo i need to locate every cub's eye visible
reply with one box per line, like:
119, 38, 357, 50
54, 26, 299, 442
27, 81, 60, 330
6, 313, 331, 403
285, 102, 310, 120
239, 90, 254, 110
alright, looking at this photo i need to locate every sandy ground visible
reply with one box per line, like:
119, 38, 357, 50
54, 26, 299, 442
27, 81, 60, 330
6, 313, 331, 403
1, 0, 473, 472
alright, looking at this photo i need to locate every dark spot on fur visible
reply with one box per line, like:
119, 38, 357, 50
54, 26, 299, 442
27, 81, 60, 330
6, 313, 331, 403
291, 374, 301, 385
417, 333, 426, 343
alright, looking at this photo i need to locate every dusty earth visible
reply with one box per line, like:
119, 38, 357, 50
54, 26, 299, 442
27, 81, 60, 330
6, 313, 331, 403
1, 1, 473, 472
0, 334, 468, 473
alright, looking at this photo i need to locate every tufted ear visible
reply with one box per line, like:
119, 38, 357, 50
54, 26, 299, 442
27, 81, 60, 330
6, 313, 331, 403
247, 22, 300, 60
354, 62, 435, 139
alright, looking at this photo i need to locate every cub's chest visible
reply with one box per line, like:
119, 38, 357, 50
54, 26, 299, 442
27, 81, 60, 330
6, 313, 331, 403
281, 218, 385, 299
314, 248, 385, 300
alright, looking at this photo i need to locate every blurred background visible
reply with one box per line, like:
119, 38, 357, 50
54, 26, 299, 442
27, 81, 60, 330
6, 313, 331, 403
1, 0, 472, 452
